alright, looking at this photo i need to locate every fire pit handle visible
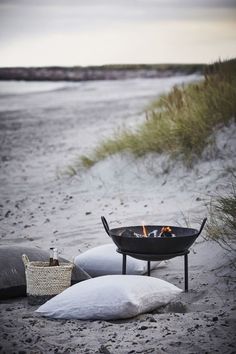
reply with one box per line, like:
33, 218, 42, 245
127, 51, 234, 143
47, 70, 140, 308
101, 216, 111, 236
197, 217, 207, 236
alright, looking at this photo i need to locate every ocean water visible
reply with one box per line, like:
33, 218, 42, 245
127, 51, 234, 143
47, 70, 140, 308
0, 75, 200, 105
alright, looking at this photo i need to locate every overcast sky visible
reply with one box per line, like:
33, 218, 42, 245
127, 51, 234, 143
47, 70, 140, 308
0, 0, 235, 67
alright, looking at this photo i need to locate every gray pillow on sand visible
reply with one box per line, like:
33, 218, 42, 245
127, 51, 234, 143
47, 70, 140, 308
36, 275, 182, 320
74, 244, 161, 277
0, 246, 90, 300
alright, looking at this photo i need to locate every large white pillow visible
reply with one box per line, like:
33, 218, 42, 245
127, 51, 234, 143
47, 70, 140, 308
36, 275, 182, 320
74, 244, 160, 277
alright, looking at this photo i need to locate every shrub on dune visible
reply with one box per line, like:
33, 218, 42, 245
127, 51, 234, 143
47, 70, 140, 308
206, 179, 236, 251
80, 58, 236, 168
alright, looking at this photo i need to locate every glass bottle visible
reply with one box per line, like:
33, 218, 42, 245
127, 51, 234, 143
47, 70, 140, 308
49, 247, 54, 266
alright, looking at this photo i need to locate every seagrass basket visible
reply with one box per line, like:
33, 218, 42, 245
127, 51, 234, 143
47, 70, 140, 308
22, 254, 74, 305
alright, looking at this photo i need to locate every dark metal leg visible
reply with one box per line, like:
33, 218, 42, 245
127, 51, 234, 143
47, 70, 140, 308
147, 261, 151, 276
184, 253, 188, 292
122, 254, 127, 274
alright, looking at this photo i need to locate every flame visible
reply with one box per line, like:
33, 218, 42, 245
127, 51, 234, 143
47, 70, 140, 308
142, 222, 148, 237
161, 226, 172, 233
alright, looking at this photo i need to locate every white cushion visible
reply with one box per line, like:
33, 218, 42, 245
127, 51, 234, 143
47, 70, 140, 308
36, 275, 182, 320
74, 244, 160, 277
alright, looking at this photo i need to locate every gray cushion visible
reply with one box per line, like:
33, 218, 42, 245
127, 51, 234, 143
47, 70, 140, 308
0, 246, 90, 300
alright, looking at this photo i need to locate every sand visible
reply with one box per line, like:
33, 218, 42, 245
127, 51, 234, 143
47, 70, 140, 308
0, 77, 235, 353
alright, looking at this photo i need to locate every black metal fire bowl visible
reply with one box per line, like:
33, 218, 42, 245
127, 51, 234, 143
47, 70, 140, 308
101, 216, 207, 255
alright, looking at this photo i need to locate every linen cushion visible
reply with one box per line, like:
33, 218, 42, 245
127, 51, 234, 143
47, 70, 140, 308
36, 275, 182, 320
74, 243, 160, 277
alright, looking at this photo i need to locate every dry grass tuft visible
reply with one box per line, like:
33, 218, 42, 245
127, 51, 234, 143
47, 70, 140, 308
205, 178, 236, 251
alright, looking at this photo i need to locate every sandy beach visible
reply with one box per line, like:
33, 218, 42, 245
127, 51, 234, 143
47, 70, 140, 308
0, 76, 235, 354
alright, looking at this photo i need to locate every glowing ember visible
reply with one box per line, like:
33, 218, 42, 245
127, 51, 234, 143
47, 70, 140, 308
161, 226, 172, 234
159, 226, 175, 237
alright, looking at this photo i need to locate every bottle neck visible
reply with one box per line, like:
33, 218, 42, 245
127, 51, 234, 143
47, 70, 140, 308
52, 248, 59, 266
53, 249, 58, 260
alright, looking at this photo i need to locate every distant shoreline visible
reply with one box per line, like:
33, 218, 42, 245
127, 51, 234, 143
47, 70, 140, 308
0, 64, 204, 82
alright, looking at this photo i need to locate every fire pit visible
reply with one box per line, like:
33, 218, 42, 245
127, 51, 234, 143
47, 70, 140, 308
101, 216, 207, 291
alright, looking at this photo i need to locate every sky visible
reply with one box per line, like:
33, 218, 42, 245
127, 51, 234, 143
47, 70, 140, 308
0, 0, 235, 67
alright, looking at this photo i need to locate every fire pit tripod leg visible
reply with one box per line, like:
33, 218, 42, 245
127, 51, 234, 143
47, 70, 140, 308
122, 254, 127, 274
121, 254, 151, 276
147, 261, 151, 276
184, 253, 188, 292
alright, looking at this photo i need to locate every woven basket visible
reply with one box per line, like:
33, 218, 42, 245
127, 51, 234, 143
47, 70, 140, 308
22, 254, 74, 297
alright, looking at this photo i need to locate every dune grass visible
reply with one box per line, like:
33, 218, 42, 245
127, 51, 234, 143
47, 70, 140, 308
205, 179, 236, 251
79, 59, 236, 169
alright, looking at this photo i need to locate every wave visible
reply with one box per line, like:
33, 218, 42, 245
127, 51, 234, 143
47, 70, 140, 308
0, 81, 83, 97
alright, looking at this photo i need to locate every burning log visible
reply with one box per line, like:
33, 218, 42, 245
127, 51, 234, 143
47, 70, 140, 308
148, 230, 158, 238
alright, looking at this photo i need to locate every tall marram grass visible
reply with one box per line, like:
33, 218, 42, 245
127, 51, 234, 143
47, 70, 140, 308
205, 178, 236, 251
80, 59, 236, 168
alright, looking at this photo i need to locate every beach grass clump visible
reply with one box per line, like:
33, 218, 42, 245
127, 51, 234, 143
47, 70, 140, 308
206, 180, 236, 251
80, 59, 236, 168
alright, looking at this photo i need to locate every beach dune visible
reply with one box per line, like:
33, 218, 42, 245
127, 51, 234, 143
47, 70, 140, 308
0, 76, 235, 353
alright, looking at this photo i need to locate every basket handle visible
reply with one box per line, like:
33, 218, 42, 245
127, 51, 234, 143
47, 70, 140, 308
22, 254, 30, 268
